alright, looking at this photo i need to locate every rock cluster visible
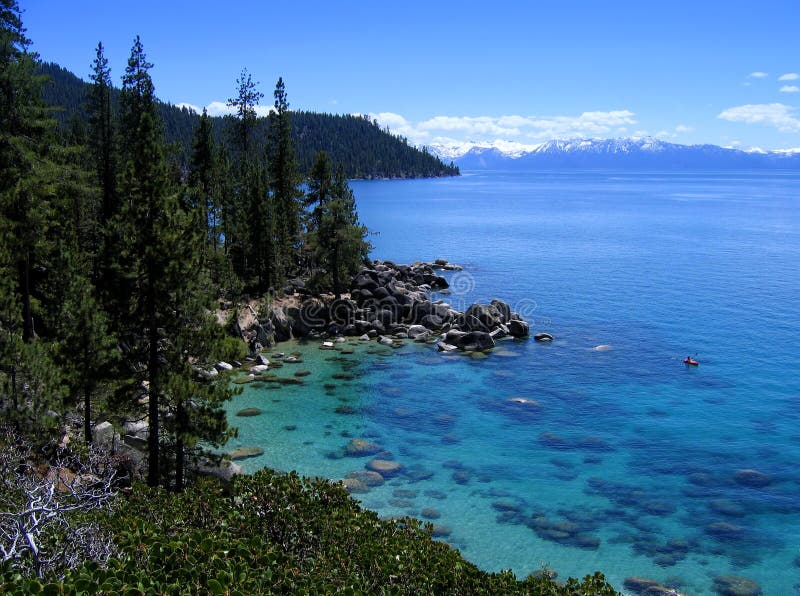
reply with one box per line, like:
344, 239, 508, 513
239, 260, 533, 354
623, 576, 687, 595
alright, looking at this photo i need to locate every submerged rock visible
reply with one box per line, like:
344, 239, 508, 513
236, 408, 262, 417
733, 468, 772, 488
345, 470, 385, 487
534, 332, 554, 342
345, 439, 382, 457
227, 446, 264, 460
366, 458, 404, 478
341, 477, 369, 494
712, 575, 762, 596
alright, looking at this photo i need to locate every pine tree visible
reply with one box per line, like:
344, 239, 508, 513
226, 68, 263, 164
305, 153, 371, 297
117, 38, 235, 488
55, 259, 118, 444
0, 0, 65, 434
267, 77, 302, 281
188, 108, 218, 256
87, 42, 117, 224
225, 70, 276, 293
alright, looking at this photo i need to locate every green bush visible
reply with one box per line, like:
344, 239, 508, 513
1, 469, 618, 594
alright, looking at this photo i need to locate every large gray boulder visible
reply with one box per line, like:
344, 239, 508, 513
92, 421, 116, 448
269, 306, 293, 342
407, 325, 430, 340
507, 320, 530, 338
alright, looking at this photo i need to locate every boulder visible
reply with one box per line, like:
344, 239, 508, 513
123, 420, 148, 438
196, 458, 242, 484
228, 446, 265, 461
460, 314, 489, 333
295, 299, 329, 335
534, 332, 554, 342
466, 303, 503, 329
269, 306, 293, 342
733, 469, 772, 488
455, 331, 495, 351
712, 575, 762, 596
215, 361, 234, 371
366, 459, 404, 478
490, 299, 512, 323
429, 275, 449, 290
623, 577, 661, 593
345, 470, 385, 487
420, 314, 444, 329
490, 326, 508, 340
507, 320, 530, 338
407, 325, 430, 340
345, 439, 382, 457
253, 322, 272, 346
341, 477, 369, 494
92, 421, 116, 447
437, 342, 458, 352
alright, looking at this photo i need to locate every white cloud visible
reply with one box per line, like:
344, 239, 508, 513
176, 102, 202, 114
366, 112, 429, 142
367, 110, 638, 146
204, 101, 235, 117
178, 100, 274, 118
675, 124, 693, 133
778, 73, 799, 81
780, 85, 799, 93
718, 103, 800, 133
749, 71, 769, 78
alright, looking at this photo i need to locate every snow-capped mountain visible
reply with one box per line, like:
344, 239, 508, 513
426, 138, 800, 170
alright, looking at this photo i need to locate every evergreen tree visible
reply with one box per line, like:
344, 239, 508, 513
305, 153, 371, 297
55, 259, 118, 444
117, 35, 168, 486
225, 70, 276, 293
188, 108, 218, 257
245, 164, 275, 292
267, 77, 302, 280
87, 42, 116, 224
226, 68, 262, 164
117, 37, 235, 488
0, 0, 65, 434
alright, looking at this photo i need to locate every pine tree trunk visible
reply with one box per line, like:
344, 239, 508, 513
146, 283, 160, 487
19, 254, 33, 342
175, 399, 186, 492
83, 377, 92, 444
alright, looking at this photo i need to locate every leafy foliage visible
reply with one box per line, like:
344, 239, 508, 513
1, 470, 618, 594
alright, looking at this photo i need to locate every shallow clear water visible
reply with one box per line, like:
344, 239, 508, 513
224, 170, 800, 595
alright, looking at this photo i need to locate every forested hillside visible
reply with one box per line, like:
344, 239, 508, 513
38, 62, 458, 179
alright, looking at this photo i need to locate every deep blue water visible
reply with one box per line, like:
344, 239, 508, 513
225, 170, 800, 595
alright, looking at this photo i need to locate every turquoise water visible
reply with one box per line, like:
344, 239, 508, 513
224, 171, 800, 595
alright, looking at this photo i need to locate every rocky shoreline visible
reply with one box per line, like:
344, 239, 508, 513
231, 259, 534, 356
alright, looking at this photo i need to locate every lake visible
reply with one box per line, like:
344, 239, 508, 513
225, 170, 800, 595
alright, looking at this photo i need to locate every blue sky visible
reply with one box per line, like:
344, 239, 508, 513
22, 0, 800, 151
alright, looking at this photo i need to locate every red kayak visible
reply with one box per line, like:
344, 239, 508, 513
683, 357, 699, 366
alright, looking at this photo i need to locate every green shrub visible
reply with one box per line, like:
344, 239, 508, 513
1, 470, 619, 594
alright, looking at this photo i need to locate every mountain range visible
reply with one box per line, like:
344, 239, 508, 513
427, 138, 800, 170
